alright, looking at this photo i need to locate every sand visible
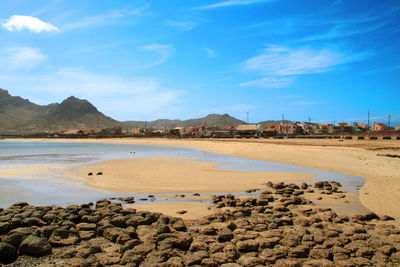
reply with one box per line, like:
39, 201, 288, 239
70, 156, 315, 193
7, 137, 400, 220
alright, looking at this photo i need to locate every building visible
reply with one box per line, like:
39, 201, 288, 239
281, 123, 303, 135
235, 124, 265, 136
396, 125, 400, 131
372, 123, 389, 131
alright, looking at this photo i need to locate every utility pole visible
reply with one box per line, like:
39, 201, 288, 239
282, 114, 284, 134
368, 108, 370, 129
332, 121, 337, 126
247, 112, 249, 124
308, 117, 311, 124
388, 115, 391, 137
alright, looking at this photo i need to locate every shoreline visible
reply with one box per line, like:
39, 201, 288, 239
4, 137, 400, 220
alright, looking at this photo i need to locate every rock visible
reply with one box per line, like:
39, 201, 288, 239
303, 259, 335, 267
309, 248, 333, 260
19, 235, 52, 257
79, 231, 96, 240
0, 242, 18, 264
110, 216, 126, 228
211, 252, 232, 264
259, 236, 281, 248
48, 228, 80, 246
236, 239, 259, 252
39, 225, 57, 238
355, 247, 375, 259
172, 220, 187, 231
11, 202, 29, 207
380, 244, 397, 256
218, 227, 234, 242
176, 210, 187, 215
237, 255, 264, 266
352, 212, 380, 221
288, 245, 310, 258
103, 227, 123, 242
381, 215, 395, 221
21, 217, 46, 227
0, 222, 10, 235
120, 239, 142, 254
76, 222, 97, 231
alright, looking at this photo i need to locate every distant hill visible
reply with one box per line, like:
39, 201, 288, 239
0, 89, 119, 133
0, 89, 246, 134
124, 114, 245, 128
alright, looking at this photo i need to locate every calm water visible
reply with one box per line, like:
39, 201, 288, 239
0, 140, 366, 208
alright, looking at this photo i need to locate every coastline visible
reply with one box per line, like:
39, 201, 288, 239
11, 137, 400, 220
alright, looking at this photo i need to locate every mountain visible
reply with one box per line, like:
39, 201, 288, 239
0, 89, 119, 133
0, 88, 246, 133
124, 114, 245, 128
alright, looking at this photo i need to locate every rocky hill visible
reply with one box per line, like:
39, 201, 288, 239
0, 89, 119, 133
0, 89, 246, 134
124, 114, 245, 128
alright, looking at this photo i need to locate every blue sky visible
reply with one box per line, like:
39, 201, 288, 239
0, 0, 399, 125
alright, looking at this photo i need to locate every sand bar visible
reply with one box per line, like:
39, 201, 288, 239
69, 156, 315, 193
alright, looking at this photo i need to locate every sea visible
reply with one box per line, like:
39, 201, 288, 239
0, 140, 365, 208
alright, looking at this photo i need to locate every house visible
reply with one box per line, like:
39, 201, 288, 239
63, 129, 82, 135
264, 123, 281, 132
281, 123, 303, 135
372, 123, 389, 131
396, 125, 400, 131
235, 124, 265, 136
298, 122, 317, 134
131, 128, 145, 136
358, 123, 368, 129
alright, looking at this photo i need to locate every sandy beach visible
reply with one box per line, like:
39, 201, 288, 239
7, 138, 400, 220
2, 137, 400, 266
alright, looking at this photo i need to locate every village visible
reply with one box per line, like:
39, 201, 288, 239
59, 121, 400, 140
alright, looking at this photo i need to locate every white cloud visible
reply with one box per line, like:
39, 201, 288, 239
203, 47, 217, 58
139, 44, 174, 68
240, 44, 370, 88
239, 77, 293, 88
166, 20, 197, 31
198, 0, 272, 9
62, 4, 149, 31
242, 45, 360, 76
0, 68, 182, 121
1, 15, 59, 33
1, 47, 46, 70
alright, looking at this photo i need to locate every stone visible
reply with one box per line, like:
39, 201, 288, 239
0, 222, 10, 235
76, 222, 97, 231
19, 235, 52, 257
0, 242, 18, 264
236, 239, 259, 252
48, 228, 80, 246
288, 245, 310, 258
110, 216, 126, 228
237, 255, 264, 266
103, 227, 123, 242
218, 227, 234, 242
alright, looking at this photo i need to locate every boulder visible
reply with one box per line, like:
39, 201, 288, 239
236, 240, 259, 252
0, 242, 18, 264
19, 235, 52, 257
0, 222, 10, 235
218, 227, 234, 242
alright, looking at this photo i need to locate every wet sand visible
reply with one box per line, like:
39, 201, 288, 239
67, 156, 315, 193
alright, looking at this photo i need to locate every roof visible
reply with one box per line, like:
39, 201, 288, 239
235, 124, 260, 131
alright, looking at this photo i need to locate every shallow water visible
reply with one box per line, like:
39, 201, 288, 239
0, 140, 366, 208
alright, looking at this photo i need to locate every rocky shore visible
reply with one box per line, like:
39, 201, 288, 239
1, 181, 400, 266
